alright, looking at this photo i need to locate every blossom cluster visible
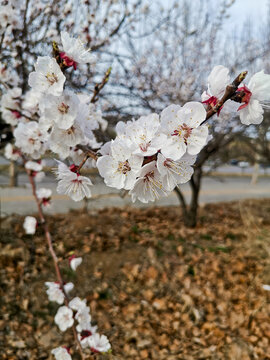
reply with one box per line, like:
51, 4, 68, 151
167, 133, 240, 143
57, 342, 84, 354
95, 65, 270, 202
46, 274, 111, 357
1, 31, 105, 162
202, 65, 270, 125
97, 106, 202, 202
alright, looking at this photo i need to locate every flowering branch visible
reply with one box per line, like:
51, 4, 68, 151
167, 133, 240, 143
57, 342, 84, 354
201, 70, 248, 125
24, 162, 86, 360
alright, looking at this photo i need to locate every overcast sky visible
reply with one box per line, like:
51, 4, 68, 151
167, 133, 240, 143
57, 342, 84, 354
227, 0, 269, 27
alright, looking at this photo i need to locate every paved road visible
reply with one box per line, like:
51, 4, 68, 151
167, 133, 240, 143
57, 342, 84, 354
1, 176, 269, 216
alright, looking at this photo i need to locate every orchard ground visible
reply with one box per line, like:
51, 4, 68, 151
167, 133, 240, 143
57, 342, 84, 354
1, 199, 270, 360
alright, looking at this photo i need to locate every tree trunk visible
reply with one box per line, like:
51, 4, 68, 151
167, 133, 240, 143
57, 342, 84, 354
174, 167, 202, 228
251, 162, 259, 185
183, 167, 202, 228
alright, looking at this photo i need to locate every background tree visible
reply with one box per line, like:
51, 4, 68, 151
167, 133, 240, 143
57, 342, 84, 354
105, 0, 270, 227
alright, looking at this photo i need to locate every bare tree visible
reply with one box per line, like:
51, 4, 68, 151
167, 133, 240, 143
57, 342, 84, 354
105, 0, 270, 227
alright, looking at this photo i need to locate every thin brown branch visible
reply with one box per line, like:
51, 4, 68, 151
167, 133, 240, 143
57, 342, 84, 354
76, 145, 99, 161
90, 67, 112, 103
77, 154, 90, 172
24, 162, 85, 360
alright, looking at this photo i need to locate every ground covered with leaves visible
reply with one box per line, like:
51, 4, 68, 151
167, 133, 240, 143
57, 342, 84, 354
1, 199, 270, 360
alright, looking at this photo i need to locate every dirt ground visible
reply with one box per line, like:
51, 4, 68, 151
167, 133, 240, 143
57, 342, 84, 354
0, 199, 270, 360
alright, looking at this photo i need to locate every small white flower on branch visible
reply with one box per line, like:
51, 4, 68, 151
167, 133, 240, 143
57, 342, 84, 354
51, 346, 72, 360
78, 330, 97, 349
69, 297, 87, 312
69, 255, 82, 271
54, 306, 74, 332
36, 188, 52, 207
45, 282, 74, 305
87, 333, 111, 353
262, 284, 270, 291
97, 139, 143, 190
236, 70, 270, 125
4, 143, 20, 161
23, 216, 37, 235
28, 56, 65, 96
129, 161, 169, 203
41, 90, 79, 130
14, 122, 48, 159
160, 102, 208, 160
60, 31, 94, 69
55, 162, 93, 201
157, 153, 196, 191
25, 160, 43, 172
201, 65, 230, 113
75, 306, 92, 333
122, 113, 162, 157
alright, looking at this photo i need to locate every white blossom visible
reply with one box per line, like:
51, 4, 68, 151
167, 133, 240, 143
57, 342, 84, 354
60, 31, 93, 68
262, 284, 270, 291
237, 70, 270, 125
23, 216, 37, 234
75, 306, 92, 333
50, 120, 84, 157
159, 102, 208, 160
36, 188, 52, 200
22, 89, 42, 115
51, 347, 72, 360
157, 153, 196, 191
4, 143, 20, 161
69, 256, 82, 271
121, 114, 162, 157
41, 90, 79, 130
129, 161, 169, 203
28, 56, 65, 96
45, 282, 74, 305
37, 188, 52, 207
14, 122, 48, 159
87, 333, 111, 353
201, 65, 230, 107
97, 139, 143, 190
69, 297, 87, 312
54, 306, 74, 332
25, 160, 43, 172
55, 161, 93, 201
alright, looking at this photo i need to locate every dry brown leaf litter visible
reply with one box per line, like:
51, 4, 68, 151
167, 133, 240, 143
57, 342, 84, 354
0, 199, 270, 359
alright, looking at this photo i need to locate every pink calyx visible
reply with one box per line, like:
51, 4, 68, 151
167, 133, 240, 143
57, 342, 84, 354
69, 164, 79, 173
68, 254, 76, 264
41, 198, 51, 207
60, 52, 77, 70
81, 330, 92, 340
11, 110, 21, 119
236, 85, 252, 111
202, 96, 223, 116
63, 346, 71, 354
